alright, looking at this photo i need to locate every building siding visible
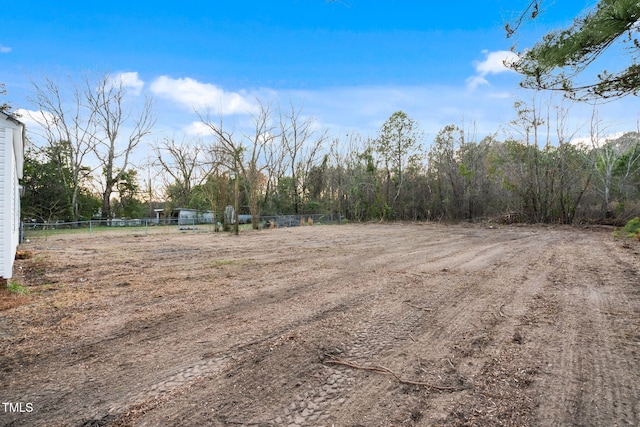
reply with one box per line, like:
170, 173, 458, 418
0, 119, 24, 279
0, 126, 7, 277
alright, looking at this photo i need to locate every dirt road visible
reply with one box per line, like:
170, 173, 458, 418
1, 223, 639, 426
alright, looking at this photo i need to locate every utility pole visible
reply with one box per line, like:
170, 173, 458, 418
234, 153, 240, 236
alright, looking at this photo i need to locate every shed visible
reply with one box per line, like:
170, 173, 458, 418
0, 111, 24, 280
175, 208, 215, 225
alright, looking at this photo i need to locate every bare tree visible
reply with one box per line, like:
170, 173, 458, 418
262, 125, 288, 213
28, 73, 155, 222
198, 111, 244, 234
589, 108, 640, 217
151, 137, 213, 208
198, 101, 328, 229
506, 95, 553, 222
279, 102, 328, 214
428, 124, 466, 219
243, 101, 277, 228
86, 74, 155, 220
28, 76, 97, 222
199, 101, 279, 230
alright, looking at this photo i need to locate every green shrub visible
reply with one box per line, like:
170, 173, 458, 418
622, 217, 640, 236
615, 217, 640, 239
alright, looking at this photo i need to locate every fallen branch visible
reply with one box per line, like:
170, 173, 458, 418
404, 302, 433, 312
218, 417, 272, 426
323, 354, 459, 392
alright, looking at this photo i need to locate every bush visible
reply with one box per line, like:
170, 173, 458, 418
615, 217, 640, 239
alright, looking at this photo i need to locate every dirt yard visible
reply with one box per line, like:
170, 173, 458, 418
1, 223, 639, 426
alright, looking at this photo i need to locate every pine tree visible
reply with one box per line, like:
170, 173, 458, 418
509, 0, 640, 100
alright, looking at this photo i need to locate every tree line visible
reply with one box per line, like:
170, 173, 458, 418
16, 74, 640, 227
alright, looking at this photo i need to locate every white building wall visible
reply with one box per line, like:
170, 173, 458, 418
0, 126, 9, 278
0, 121, 24, 279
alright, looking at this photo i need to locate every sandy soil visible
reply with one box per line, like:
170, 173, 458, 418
1, 223, 639, 427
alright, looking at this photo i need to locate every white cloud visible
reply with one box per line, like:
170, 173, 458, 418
488, 92, 513, 99
465, 75, 489, 90
0, 45, 11, 53
467, 50, 519, 91
571, 131, 626, 147
15, 108, 50, 128
149, 78, 637, 150
14, 109, 55, 146
282, 84, 516, 140
111, 72, 145, 95
475, 50, 519, 75
184, 121, 212, 137
150, 76, 256, 115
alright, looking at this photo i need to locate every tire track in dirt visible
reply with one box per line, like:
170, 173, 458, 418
106, 287, 382, 426
277, 287, 432, 426
531, 235, 640, 426
3, 275, 378, 426
357, 228, 571, 425
85, 270, 392, 426
264, 229, 565, 426
112, 232, 448, 426
199, 227, 570, 426
125, 267, 409, 426
425, 230, 568, 426
4, 225, 639, 427
105, 227, 639, 426
2, 256, 352, 423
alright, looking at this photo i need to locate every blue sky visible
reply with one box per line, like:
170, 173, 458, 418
2, 0, 638, 148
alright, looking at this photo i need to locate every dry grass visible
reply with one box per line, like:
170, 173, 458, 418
0, 285, 31, 310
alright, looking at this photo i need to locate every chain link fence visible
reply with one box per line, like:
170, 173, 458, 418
21, 213, 344, 242
259, 213, 342, 228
